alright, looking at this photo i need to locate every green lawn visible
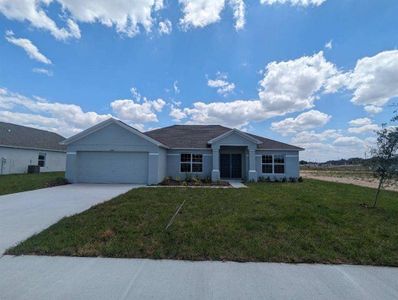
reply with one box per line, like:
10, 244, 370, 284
0, 172, 66, 196
7, 180, 398, 266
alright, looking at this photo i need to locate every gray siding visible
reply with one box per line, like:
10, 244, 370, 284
0, 146, 65, 175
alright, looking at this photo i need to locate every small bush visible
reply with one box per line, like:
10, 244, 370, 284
288, 177, 297, 183
281, 177, 287, 183
298, 176, 304, 182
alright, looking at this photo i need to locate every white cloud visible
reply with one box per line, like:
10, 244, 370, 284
111, 87, 166, 123
5, 31, 52, 64
0, 1, 80, 40
0, 0, 163, 40
169, 106, 187, 122
158, 19, 172, 35
260, 0, 326, 6
325, 40, 332, 49
32, 68, 53, 76
347, 124, 379, 134
348, 118, 379, 134
177, 51, 344, 128
258, 51, 343, 114
271, 110, 331, 136
346, 50, 398, 108
0, 88, 110, 136
173, 81, 180, 94
229, 0, 245, 30
179, 0, 245, 30
364, 105, 383, 114
291, 129, 342, 144
333, 136, 364, 147
208, 73, 236, 96
348, 117, 372, 127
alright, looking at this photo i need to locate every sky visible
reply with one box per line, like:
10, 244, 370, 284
0, 0, 398, 161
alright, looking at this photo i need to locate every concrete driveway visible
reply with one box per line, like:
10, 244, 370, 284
0, 184, 138, 253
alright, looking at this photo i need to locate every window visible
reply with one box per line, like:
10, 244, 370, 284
261, 154, 285, 174
180, 153, 203, 173
262, 155, 273, 173
274, 154, 285, 174
38, 153, 46, 167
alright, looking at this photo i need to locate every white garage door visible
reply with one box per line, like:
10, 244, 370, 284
76, 151, 148, 184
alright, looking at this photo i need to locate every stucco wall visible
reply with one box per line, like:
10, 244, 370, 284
65, 123, 162, 184
0, 146, 65, 175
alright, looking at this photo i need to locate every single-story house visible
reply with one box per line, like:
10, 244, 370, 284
0, 122, 66, 175
62, 118, 303, 184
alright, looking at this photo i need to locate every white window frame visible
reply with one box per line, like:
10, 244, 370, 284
38, 152, 46, 167
180, 153, 203, 173
261, 154, 285, 174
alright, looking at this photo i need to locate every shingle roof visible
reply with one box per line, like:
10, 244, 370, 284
145, 125, 303, 150
0, 122, 66, 151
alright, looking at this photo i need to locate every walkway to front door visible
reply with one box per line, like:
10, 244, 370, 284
220, 154, 242, 179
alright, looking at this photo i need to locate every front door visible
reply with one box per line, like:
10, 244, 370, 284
220, 154, 242, 179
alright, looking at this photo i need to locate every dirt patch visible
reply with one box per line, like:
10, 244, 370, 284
301, 171, 398, 192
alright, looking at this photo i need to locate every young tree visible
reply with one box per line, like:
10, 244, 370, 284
369, 112, 398, 207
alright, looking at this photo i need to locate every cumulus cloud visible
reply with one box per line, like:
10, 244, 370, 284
158, 19, 172, 35
0, 0, 163, 40
179, 0, 245, 30
348, 118, 379, 134
271, 110, 331, 136
110, 87, 166, 123
5, 31, 52, 64
364, 105, 383, 114
208, 73, 236, 96
333, 136, 364, 147
260, 0, 326, 6
0, 88, 110, 136
346, 50, 398, 109
169, 106, 187, 122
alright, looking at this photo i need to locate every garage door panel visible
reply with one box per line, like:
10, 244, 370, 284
77, 152, 148, 184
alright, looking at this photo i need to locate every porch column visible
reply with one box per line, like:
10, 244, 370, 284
248, 149, 257, 182
211, 146, 220, 181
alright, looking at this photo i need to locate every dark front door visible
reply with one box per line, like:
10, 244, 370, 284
220, 154, 242, 179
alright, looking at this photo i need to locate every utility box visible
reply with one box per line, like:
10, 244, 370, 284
27, 165, 40, 174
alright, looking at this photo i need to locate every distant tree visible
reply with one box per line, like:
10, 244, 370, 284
368, 111, 398, 207
299, 160, 308, 165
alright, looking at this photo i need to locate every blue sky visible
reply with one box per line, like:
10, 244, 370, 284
0, 0, 398, 161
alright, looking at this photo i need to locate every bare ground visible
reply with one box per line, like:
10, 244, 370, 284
301, 170, 398, 192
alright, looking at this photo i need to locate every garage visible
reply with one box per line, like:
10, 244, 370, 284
76, 151, 148, 184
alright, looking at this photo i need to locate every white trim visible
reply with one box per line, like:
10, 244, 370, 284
167, 153, 180, 156
170, 148, 211, 150
249, 170, 256, 172
61, 118, 169, 149
208, 129, 262, 145
260, 154, 285, 175
149, 153, 159, 156
67, 152, 77, 155
203, 154, 213, 156
285, 155, 299, 158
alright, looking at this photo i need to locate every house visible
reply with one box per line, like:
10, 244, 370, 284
0, 122, 66, 175
62, 118, 303, 184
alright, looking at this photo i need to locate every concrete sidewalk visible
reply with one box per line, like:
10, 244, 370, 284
0, 255, 397, 300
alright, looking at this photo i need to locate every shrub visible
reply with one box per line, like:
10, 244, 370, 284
281, 177, 287, 183
288, 177, 297, 183
298, 176, 304, 182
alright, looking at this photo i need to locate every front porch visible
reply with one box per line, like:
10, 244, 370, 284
208, 129, 262, 182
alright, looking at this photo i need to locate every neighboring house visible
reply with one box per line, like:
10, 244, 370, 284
0, 122, 66, 175
62, 118, 303, 184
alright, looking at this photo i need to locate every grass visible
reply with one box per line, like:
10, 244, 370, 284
0, 172, 66, 196
7, 179, 398, 266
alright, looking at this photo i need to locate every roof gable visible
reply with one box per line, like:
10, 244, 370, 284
208, 129, 262, 145
61, 118, 168, 148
